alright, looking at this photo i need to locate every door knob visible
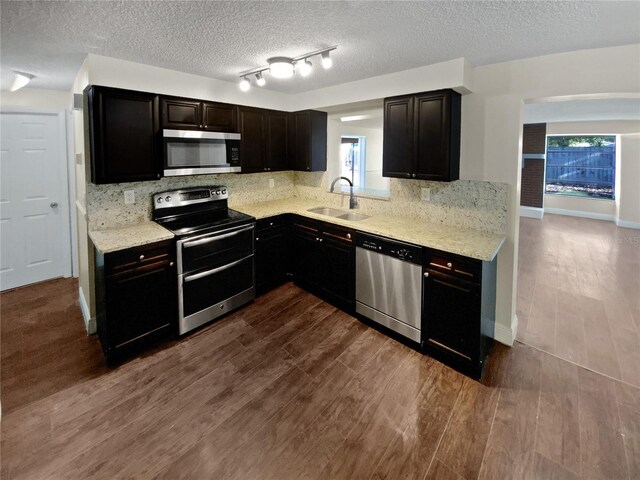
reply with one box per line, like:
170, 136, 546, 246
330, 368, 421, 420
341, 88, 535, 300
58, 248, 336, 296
50, 202, 59, 208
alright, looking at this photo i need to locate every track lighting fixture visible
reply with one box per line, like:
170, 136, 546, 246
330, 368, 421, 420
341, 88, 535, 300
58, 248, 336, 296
238, 46, 336, 91
268, 57, 295, 79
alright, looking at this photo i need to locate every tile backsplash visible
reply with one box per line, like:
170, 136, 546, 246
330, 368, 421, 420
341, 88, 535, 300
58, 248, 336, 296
294, 172, 507, 235
86, 171, 295, 230
87, 170, 507, 235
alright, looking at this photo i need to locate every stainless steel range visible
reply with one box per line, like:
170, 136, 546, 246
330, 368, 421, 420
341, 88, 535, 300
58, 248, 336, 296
153, 186, 255, 335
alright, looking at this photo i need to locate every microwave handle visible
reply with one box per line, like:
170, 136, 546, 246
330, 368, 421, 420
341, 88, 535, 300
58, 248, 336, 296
183, 255, 253, 283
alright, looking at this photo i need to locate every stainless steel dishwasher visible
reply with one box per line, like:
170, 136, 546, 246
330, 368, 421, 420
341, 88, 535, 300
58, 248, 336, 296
355, 232, 423, 343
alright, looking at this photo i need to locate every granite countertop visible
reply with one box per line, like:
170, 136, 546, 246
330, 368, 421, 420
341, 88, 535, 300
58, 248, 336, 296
234, 198, 505, 261
89, 221, 174, 254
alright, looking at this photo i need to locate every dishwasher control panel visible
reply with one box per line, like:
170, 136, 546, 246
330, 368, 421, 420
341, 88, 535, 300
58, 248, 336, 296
356, 232, 422, 265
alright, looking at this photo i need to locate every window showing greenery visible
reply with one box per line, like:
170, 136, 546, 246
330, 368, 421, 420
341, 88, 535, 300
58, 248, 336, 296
545, 135, 616, 199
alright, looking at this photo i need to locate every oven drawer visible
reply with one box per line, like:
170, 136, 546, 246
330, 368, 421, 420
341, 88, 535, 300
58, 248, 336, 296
181, 254, 254, 318
178, 223, 254, 274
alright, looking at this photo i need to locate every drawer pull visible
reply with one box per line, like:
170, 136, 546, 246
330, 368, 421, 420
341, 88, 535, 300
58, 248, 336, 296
170, 261, 174, 267
139, 254, 145, 261
346, 233, 351, 239
433, 278, 471, 293
446, 262, 453, 268
429, 262, 452, 271
424, 272, 429, 278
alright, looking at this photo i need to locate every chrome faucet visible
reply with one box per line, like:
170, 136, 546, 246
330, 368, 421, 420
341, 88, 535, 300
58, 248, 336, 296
330, 176, 358, 209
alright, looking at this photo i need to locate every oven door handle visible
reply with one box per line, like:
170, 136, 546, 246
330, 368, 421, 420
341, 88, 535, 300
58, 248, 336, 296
183, 255, 253, 283
182, 225, 254, 249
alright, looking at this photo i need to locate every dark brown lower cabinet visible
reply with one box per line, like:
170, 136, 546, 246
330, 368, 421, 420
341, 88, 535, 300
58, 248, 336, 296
290, 216, 355, 312
94, 240, 177, 363
422, 249, 496, 379
318, 223, 355, 312
290, 217, 321, 290
255, 215, 290, 295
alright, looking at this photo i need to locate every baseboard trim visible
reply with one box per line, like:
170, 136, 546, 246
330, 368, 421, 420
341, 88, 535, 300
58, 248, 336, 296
616, 218, 640, 229
79, 286, 96, 334
520, 206, 544, 219
494, 314, 517, 346
544, 207, 615, 222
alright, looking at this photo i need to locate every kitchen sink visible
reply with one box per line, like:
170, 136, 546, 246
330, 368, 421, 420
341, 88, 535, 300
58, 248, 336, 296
336, 212, 370, 221
307, 207, 346, 217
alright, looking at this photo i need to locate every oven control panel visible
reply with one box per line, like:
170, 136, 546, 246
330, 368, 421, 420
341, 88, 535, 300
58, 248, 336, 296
153, 186, 228, 210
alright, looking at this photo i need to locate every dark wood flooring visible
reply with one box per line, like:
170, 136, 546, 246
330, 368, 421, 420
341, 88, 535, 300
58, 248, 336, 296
2, 278, 639, 480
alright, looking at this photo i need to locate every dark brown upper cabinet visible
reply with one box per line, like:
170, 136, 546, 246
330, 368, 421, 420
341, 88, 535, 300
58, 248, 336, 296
238, 107, 291, 173
85, 85, 162, 184
238, 106, 266, 173
265, 110, 289, 172
289, 110, 327, 172
382, 89, 461, 182
160, 96, 237, 132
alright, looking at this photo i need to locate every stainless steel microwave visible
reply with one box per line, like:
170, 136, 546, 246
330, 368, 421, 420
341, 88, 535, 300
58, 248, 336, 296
163, 129, 241, 176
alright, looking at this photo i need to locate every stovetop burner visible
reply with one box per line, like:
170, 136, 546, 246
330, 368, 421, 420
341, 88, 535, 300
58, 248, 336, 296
156, 208, 254, 237
152, 186, 255, 238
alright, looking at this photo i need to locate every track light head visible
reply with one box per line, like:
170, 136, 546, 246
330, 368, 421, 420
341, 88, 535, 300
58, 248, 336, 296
321, 51, 332, 69
299, 59, 312, 77
255, 72, 266, 87
239, 76, 250, 91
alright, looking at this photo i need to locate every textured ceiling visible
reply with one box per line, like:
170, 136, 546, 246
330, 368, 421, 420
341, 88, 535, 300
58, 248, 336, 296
1, 1, 639, 93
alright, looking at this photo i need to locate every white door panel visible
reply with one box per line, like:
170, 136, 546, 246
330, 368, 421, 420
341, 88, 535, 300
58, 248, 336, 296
0, 112, 69, 291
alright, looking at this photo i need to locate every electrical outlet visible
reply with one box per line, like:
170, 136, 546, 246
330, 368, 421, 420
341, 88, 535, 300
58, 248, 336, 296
269, 178, 275, 189
421, 187, 431, 202
124, 190, 136, 205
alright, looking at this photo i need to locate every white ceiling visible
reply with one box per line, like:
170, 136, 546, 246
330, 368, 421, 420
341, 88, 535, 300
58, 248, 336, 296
524, 98, 640, 123
1, 1, 639, 93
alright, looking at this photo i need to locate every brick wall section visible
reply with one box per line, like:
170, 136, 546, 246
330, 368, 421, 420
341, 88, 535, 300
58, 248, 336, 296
520, 123, 546, 207
522, 123, 547, 154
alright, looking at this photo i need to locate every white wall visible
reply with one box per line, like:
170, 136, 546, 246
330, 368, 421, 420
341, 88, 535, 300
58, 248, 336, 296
545, 120, 640, 226
290, 57, 472, 111
0, 88, 70, 110
86, 54, 291, 111
71, 57, 95, 329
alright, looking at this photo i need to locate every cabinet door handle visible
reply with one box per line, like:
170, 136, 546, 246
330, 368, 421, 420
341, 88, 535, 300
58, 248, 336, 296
424, 272, 429, 278
139, 254, 145, 260
446, 262, 453, 268
170, 261, 174, 267
255, 237, 260, 241
346, 233, 351, 239
412, 173, 416, 178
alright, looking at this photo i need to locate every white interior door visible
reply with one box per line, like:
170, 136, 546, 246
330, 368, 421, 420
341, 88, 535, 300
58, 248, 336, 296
0, 112, 71, 291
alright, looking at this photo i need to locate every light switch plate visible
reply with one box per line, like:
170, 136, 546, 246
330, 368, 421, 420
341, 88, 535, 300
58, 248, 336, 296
421, 187, 431, 202
124, 190, 136, 205
269, 178, 275, 189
